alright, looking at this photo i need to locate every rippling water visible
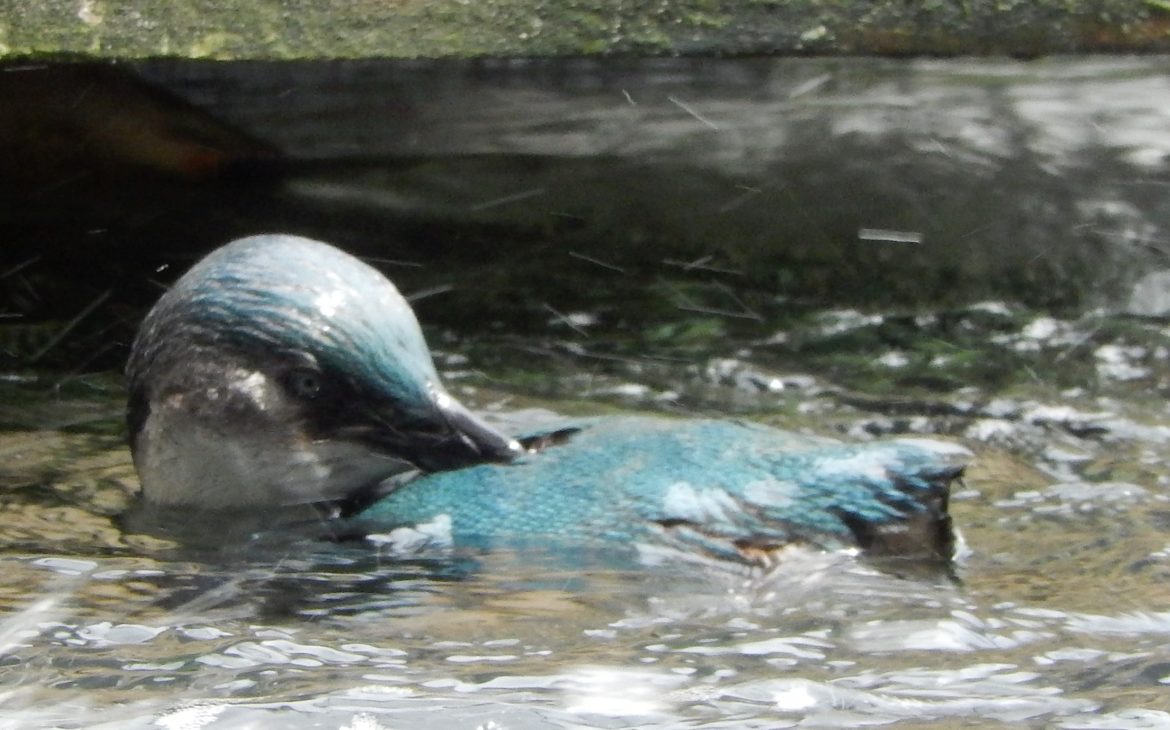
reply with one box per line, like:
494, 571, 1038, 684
2, 299, 1169, 728
5, 54, 1170, 728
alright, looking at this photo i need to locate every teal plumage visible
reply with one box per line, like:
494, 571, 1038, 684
128, 234, 967, 567
126, 234, 519, 508
356, 417, 965, 565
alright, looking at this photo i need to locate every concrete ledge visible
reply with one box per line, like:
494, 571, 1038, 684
2, 0, 1168, 60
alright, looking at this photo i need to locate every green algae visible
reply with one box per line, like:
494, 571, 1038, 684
0, 0, 1165, 60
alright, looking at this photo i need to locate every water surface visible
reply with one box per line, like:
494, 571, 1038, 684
2, 56, 1170, 728
3, 300, 1169, 728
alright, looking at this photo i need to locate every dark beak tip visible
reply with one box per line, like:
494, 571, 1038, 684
435, 395, 522, 466
472, 434, 522, 464
501, 438, 524, 461
451, 419, 521, 464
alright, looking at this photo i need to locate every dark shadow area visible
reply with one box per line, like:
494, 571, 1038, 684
3, 58, 1169, 371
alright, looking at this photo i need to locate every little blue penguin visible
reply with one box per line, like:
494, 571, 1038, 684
358, 418, 967, 565
127, 234, 969, 565
126, 233, 522, 508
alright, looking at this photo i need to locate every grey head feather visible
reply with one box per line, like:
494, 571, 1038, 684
126, 234, 518, 508
129, 234, 438, 419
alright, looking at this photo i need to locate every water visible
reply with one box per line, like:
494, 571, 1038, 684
3, 57, 1170, 727
3, 300, 1169, 728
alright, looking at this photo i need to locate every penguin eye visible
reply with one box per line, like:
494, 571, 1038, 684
285, 369, 325, 400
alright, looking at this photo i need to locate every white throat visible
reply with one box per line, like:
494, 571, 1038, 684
134, 367, 409, 508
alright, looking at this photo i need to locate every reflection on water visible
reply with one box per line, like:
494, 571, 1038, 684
6, 56, 1170, 375
131, 55, 1170, 310
3, 55, 1170, 728
2, 299, 1169, 728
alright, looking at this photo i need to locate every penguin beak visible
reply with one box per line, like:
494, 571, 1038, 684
421, 395, 523, 471
348, 392, 522, 474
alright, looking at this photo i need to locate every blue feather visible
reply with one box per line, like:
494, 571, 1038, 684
138, 234, 443, 421
127, 234, 968, 566
354, 416, 967, 565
